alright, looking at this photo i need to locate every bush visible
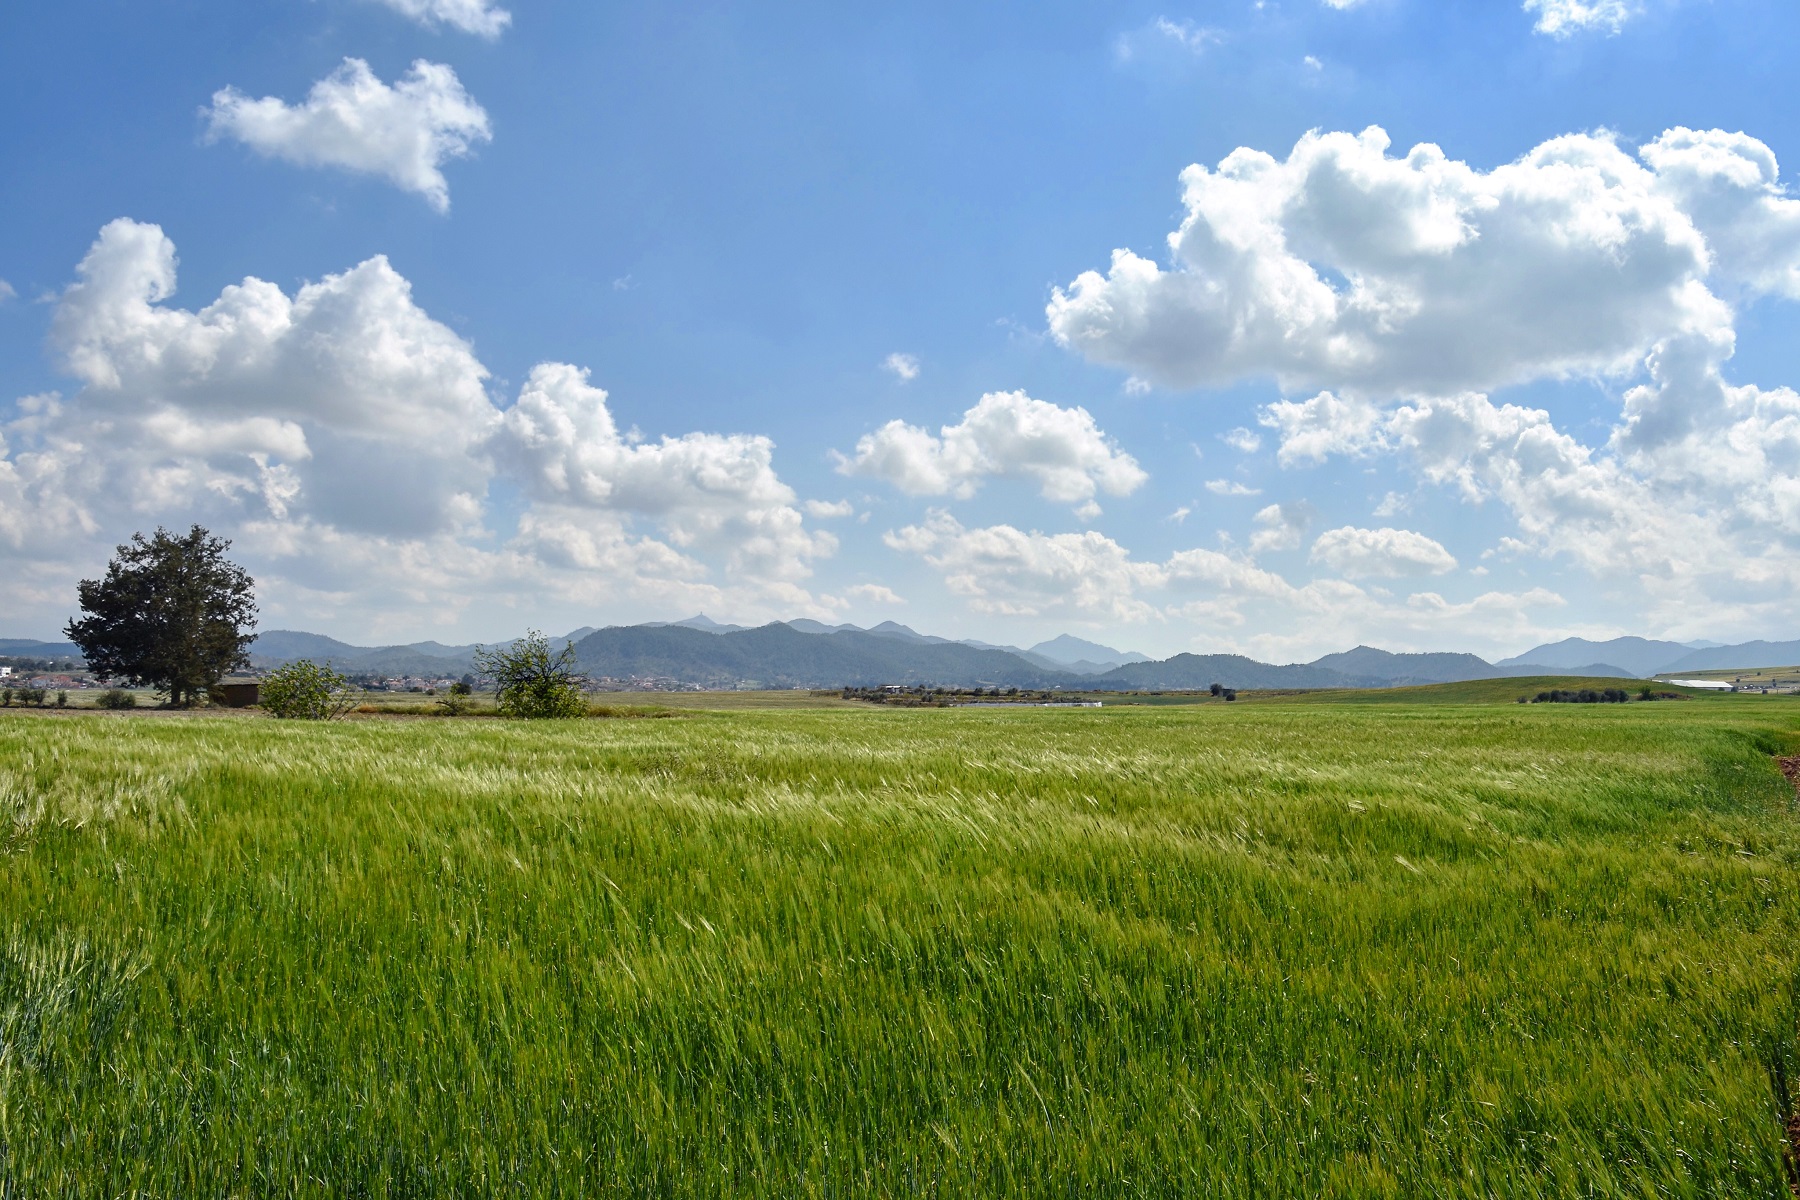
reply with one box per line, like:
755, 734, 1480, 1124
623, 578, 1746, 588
55, 691, 68, 708
16, 686, 46, 708
98, 689, 138, 710
261, 660, 357, 721
436, 680, 474, 717
0, 687, 11, 707
1533, 688, 1630, 705
475, 630, 589, 719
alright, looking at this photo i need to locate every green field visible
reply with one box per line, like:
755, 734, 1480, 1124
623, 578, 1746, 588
3, 699, 1799, 1196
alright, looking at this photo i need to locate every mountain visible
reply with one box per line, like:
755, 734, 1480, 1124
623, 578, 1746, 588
1308, 646, 1496, 684
1028, 655, 1127, 676
50, 617, 1781, 692
248, 630, 367, 663
248, 627, 595, 677
862, 620, 946, 644
571, 622, 1077, 689
786, 619, 865, 635
1657, 640, 1800, 674
642, 614, 749, 634
0, 638, 84, 661
1092, 654, 1364, 691
1500, 635, 1800, 677
1499, 636, 1691, 678
1028, 635, 1150, 669
1490, 662, 1635, 679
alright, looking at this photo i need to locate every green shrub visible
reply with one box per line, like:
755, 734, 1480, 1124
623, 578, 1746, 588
435, 681, 474, 717
474, 630, 588, 719
97, 689, 137, 710
261, 660, 357, 721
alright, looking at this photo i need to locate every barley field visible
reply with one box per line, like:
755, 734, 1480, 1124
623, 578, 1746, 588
2, 699, 1798, 1196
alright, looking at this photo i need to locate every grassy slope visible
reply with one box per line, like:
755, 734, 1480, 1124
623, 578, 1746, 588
1269, 675, 1726, 704
2, 703, 1799, 1196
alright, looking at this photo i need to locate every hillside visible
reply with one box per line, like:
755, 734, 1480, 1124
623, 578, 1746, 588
1500, 635, 1800, 677
1308, 645, 1497, 683
1090, 653, 1368, 690
1500, 636, 1691, 676
570, 622, 1078, 689
1657, 639, 1800, 674
0, 638, 84, 661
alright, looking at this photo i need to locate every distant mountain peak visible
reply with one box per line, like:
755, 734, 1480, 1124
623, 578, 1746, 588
1027, 635, 1149, 668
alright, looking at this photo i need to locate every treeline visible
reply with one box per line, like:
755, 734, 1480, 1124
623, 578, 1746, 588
1525, 687, 1684, 704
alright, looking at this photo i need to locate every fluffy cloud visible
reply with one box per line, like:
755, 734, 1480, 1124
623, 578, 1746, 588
1309, 526, 1457, 578
844, 583, 905, 605
1248, 501, 1314, 553
1523, 0, 1637, 37
485, 363, 834, 585
836, 390, 1147, 511
205, 59, 491, 212
881, 353, 920, 382
885, 511, 1164, 621
1260, 371, 1800, 636
884, 510, 1564, 657
1046, 125, 1792, 397
368, 0, 511, 37
47, 218, 494, 538
0, 221, 840, 635
1049, 121, 1800, 638
1260, 391, 1387, 465
0, 280, 15, 302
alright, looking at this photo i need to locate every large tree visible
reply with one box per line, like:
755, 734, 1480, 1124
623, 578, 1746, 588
65, 526, 258, 707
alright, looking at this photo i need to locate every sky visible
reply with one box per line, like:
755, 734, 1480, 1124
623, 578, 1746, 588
3, 0, 1800, 661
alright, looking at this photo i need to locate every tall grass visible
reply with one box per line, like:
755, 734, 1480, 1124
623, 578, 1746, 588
1, 701, 1798, 1196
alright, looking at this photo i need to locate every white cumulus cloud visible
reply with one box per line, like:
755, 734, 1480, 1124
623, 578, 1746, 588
1047, 125, 1783, 397
836, 390, 1147, 510
1249, 502, 1315, 553
367, 0, 512, 37
884, 511, 1164, 621
0, 221, 839, 635
881, 352, 920, 382
205, 59, 492, 212
845, 583, 905, 605
883, 509, 1564, 659
1310, 526, 1457, 578
485, 363, 835, 586
1524, 0, 1637, 37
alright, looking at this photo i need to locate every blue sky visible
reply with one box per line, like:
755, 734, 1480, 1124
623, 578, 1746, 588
3, 0, 1798, 659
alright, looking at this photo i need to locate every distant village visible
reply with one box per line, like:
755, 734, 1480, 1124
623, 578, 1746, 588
0, 656, 712, 697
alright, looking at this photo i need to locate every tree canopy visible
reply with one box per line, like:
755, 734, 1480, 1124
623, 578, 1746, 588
475, 630, 588, 718
65, 525, 257, 707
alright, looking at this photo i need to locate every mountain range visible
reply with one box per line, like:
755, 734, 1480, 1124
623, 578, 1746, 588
4, 623, 1795, 691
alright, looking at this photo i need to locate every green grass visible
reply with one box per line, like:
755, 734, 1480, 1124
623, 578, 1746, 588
1271, 675, 1731, 704
3, 701, 1799, 1196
